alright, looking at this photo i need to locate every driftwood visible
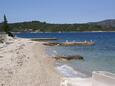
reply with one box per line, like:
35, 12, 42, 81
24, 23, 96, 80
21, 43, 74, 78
54, 55, 84, 61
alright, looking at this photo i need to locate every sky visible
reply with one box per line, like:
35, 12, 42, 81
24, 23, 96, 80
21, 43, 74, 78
0, 0, 115, 23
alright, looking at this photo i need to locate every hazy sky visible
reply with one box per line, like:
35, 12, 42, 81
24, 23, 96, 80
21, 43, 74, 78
0, 0, 115, 23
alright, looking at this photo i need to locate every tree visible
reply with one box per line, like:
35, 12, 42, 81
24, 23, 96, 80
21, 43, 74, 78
2, 14, 9, 33
2, 15, 14, 37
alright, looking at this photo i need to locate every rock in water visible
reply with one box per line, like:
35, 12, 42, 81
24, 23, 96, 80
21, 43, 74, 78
54, 55, 84, 61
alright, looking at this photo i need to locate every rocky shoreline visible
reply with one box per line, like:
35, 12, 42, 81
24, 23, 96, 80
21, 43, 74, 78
0, 37, 61, 86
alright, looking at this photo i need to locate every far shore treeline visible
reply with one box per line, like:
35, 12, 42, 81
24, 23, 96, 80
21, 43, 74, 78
0, 19, 115, 32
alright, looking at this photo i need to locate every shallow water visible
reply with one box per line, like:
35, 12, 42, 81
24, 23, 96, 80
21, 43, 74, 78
16, 32, 115, 77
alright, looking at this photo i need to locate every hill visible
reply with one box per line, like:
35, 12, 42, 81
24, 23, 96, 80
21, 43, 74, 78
89, 19, 115, 28
0, 19, 115, 32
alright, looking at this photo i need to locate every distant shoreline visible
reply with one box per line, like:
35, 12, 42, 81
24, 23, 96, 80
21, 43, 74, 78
13, 31, 115, 34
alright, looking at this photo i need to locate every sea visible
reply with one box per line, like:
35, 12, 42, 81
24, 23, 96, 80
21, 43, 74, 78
15, 32, 115, 78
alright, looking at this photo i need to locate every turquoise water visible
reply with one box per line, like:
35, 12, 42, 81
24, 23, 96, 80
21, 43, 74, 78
16, 32, 115, 77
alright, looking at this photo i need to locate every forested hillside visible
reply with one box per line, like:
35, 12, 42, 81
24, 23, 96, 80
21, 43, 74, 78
0, 20, 115, 32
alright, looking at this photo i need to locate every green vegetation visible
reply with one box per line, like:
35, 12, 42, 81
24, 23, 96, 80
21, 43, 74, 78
0, 20, 115, 32
0, 15, 14, 37
2, 15, 10, 33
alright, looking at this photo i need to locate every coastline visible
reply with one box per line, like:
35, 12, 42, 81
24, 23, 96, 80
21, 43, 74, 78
0, 37, 61, 86
1, 36, 114, 86
13, 31, 115, 35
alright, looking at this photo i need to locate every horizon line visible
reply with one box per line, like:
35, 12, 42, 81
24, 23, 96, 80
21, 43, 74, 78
6, 18, 115, 24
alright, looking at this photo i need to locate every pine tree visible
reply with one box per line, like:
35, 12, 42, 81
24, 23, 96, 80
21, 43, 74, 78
3, 14, 9, 34
2, 15, 14, 37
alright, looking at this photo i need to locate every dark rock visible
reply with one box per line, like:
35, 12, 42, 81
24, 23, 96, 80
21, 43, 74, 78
54, 55, 84, 61
8, 32, 15, 38
0, 40, 4, 43
0, 56, 3, 58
